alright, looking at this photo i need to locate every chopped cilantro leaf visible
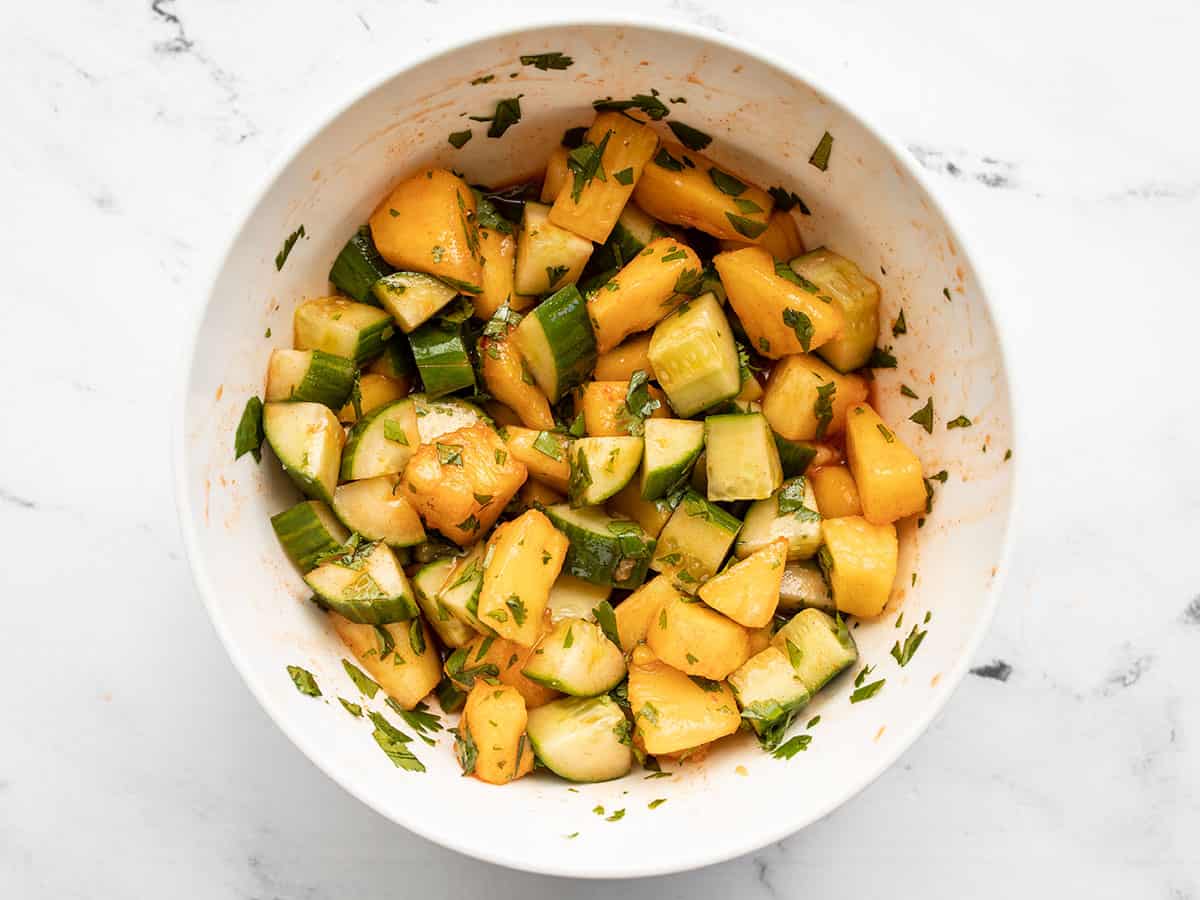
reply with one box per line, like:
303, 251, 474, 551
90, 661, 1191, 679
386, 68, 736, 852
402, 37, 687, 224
234, 396, 264, 462
287, 666, 321, 697
808, 131, 833, 171
667, 121, 712, 151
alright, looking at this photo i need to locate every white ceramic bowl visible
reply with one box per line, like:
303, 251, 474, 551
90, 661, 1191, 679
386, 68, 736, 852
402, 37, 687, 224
175, 18, 1016, 878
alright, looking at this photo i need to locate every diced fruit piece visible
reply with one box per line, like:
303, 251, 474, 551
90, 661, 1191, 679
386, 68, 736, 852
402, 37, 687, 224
547, 574, 611, 623
401, 423, 527, 545
720, 210, 805, 260
736, 476, 822, 560
544, 504, 656, 589
525, 695, 633, 782
728, 646, 811, 746
457, 683, 535, 784
340, 398, 419, 481
474, 214, 532, 320
648, 291, 740, 416
514, 202, 593, 296
306, 539, 418, 624
641, 418, 705, 500
331, 475, 425, 547
337, 374, 407, 424
329, 225, 393, 302
477, 509, 568, 646
294, 297, 394, 365
485, 401, 522, 428
518, 479, 565, 510
511, 284, 597, 402
504, 426, 572, 491
651, 489, 741, 593
810, 465, 863, 518
844, 403, 926, 524
747, 625, 773, 656
270, 500, 349, 573
568, 436, 644, 507
614, 575, 683, 653
437, 544, 490, 634
628, 644, 741, 756
712, 247, 844, 358
790, 248, 880, 373
550, 111, 659, 243
779, 560, 835, 614
697, 537, 787, 627
580, 380, 669, 437
368, 168, 483, 292
371, 271, 458, 334
819, 516, 898, 618
594, 332, 654, 381
704, 412, 783, 501
449, 633, 559, 708
540, 146, 570, 203
647, 592, 751, 679
479, 331, 554, 430
411, 558, 475, 649
586, 237, 702, 353
523, 618, 627, 696
633, 142, 773, 241
772, 608, 859, 693
762, 354, 868, 442
331, 611, 442, 709
408, 314, 475, 399
411, 394, 485, 443
265, 349, 356, 409
606, 480, 678, 538
262, 401, 343, 503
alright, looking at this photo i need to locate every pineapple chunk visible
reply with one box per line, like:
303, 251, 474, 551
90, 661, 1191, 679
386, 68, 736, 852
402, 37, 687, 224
477, 510, 568, 646
646, 591, 751, 680
614, 574, 683, 653
452, 631, 559, 708
633, 141, 773, 241
479, 331, 554, 430
474, 223, 533, 320
820, 516, 898, 618
484, 401, 523, 428
628, 644, 740, 756
336, 373, 407, 424
790, 248, 880, 373
586, 238, 702, 354
606, 480, 676, 539
844, 403, 926, 524
809, 465, 863, 518
540, 145, 570, 203
504, 426, 572, 492
330, 612, 441, 710
519, 478, 565, 509
594, 332, 655, 381
457, 683, 535, 784
368, 168, 483, 292
719, 210, 805, 261
401, 423, 526, 545
762, 354, 869, 441
580, 380, 670, 436
712, 247, 844, 358
697, 537, 787, 627
550, 112, 660, 243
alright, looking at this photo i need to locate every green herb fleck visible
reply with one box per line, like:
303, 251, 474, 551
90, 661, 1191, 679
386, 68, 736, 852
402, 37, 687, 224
777, 479, 820, 520
909, 398, 934, 434
287, 666, 321, 697
709, 168, 746, 196
520, 51, 573, 70
900, 384, 919, 399
342, 659, 380, 698
876, 423, 896, 443
545, 264, 569, 288
653, 147, 684, 171
648, 798, 667, 809
454, 722, 478, 774
567, 130, 613, 202
436, 443, 464, 466
868, 346, 898, 368
811, 381, 836, 440
561, 126, 587, 148
727, 213, 767, 240
470, 74, 494, 85
595, 601, 621, 647
891, 623, 928, 667
592, 93, 669, 120
339, 697, 362, 717
368, 711, 424, 772
448, 130, 472, 149
505, 594, 527, 626
383, 420, 409, 444
850, 678, 885, 703
606, 808, 625, 822
275, 225, 306, 270
621, 370, 661, 436
613, 167, 634, 185
768, 186, 811, 215
947, 415, 972, 429
892, 309, 907, 336
782, 308, 814, 351
234, 396, 264, 462
667, 121, 712, 151
808, 131, 833, 171
772, 734, 812, 759
532, 430, 564, 461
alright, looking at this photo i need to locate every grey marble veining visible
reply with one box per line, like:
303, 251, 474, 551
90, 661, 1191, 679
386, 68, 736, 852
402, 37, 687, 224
1, 0, 1198, 897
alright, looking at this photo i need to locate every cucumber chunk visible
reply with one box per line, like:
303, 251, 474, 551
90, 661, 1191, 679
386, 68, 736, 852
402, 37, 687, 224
372, 271, 459, 333
650, 489, 741, 593
544, 504, 656, 589
262, 401, 343, 503
294, 297, 394, 365
607, 479, 679, 539
412, 394, 486, 443
514, 201, 593, 296
525, 695, 633, 782
305, 539, 419, 624
728, 646, 812, 747
331, 475, 426, 547
512, 283, 597, 402
339, 398, 419, 481
772, 608, 858, 694
736, 476, 822, 560
578, 204, 671, 292
522, 618, 627, 697
270, 500, 349, 572
265, 349, 356, 409
547, 574, 611, 623
411, 558, 476, 649
641, 418, 705, 500
790, 248, 880, 373
436, 543, 491, 634
704, 412, 783, 501
779, 560, 835, 613
329, 225, 393, 303
568, 436, 643, 507
408, 316, 476, 399
648, 292, 740, 417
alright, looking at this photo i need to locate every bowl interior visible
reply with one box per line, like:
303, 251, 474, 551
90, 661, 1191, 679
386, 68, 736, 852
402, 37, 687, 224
178, 21, 1014, 878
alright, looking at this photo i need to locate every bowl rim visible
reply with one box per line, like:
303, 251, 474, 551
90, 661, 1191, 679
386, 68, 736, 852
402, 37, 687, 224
173, 13, 1022, 879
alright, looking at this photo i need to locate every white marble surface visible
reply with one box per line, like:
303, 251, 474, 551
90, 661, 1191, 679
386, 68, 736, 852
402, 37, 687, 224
1, 0, 1198, 895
